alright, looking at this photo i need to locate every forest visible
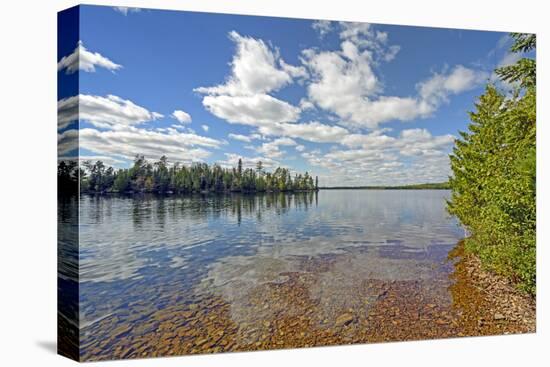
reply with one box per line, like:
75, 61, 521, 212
448, 33, 536, 294
58, 156, 319, 194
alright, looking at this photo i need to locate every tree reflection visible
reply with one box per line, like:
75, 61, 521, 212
116, 192, 317, 228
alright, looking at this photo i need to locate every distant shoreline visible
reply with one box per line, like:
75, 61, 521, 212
73, 188, 320, 196
320, 182, 450, 190
74, 184, 450, 196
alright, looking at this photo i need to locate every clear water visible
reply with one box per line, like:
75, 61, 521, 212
72, 190, 464, 355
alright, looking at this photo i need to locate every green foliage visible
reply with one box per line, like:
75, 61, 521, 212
58, 160, 79, 194
448, 33, 536, 294
495, 33, 536, 88
71, 155, 319, 194
509, 33, 536, 53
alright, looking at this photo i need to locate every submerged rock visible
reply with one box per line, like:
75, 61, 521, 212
335, 313, 354, 326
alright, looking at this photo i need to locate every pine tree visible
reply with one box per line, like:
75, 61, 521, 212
448, 33, 536, 294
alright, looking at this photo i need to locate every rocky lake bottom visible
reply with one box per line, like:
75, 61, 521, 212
58, 191, 535, 361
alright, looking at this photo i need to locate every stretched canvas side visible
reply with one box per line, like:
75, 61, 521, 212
57, 5, 81, 362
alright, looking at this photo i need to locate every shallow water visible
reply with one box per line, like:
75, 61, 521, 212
70, 190, 466, 359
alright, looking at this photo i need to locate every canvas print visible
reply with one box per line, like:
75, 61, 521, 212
57, 4, 536, 362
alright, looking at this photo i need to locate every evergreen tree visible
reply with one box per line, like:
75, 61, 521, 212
448, 33, 536, 294
72, 156, 319, 195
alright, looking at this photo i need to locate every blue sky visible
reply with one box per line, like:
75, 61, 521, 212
58, 5, 520, 186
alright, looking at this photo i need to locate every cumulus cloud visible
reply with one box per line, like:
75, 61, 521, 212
58, 41, 122, 74
303, 128, 455, 186
57, 129, 78, 156
65, 22, 485, 186
340, 128, 454, 157
339, 22, 373, 43
417, 65, 488, 109
280, 59, 309, 79
58, 94, 163, 129
195, 31, 305, 96
63, 126, 222, 164
258, 121, 349, 143
228, 133, 254, 143
339, 22, 400, 62
201, 94, 300, 125
303, 34, 486, 128
299, 98, 315, 110
397, 129, 455, 157
195, 31, 306, 129
256, 137, 297, 159
302, 40, 388, 128
172, 110, 192, 123
312, 20, 334, 38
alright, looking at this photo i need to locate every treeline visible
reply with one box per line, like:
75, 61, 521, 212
59, 155, 319, 194
322, 182, 450, 190
448, 33, 536, 294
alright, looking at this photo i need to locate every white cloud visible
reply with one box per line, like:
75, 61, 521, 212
228, 133, 253, 143
338, 22, 400, 62
197, 23, 461, 135
383, 45, 401, 62
339, 22, 372, 43
57, 41, 122, 74
70, 126, 222, 164
256, 137, 297, 159
195, 31, 358, 147
397, 128, 455, 157
195, 31, 304, 96
312, 20, 333, 38
172, 110, 192, 123
417, 65, 488, 109
258, 121, 349, 143
55, 23, 476, 186
57, 97, 79, 130
303, 41, 384, 128
201, 94, 300, 125
341, 131, 397, 149
301, 22, 487, 129
498, 52, 522, 68
218, 153, 279, 169
57, 129, 78, 156
303, 128, 455, 186
195, 31, 305, 129
341, 128, 454, 157
280, 59, 308, 79
299, 98, 315, 110
303, 36, 486, 128
58, 94, 163, 129
113, 7, 141, 15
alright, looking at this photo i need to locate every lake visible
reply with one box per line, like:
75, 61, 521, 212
67, 190, 468, 359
